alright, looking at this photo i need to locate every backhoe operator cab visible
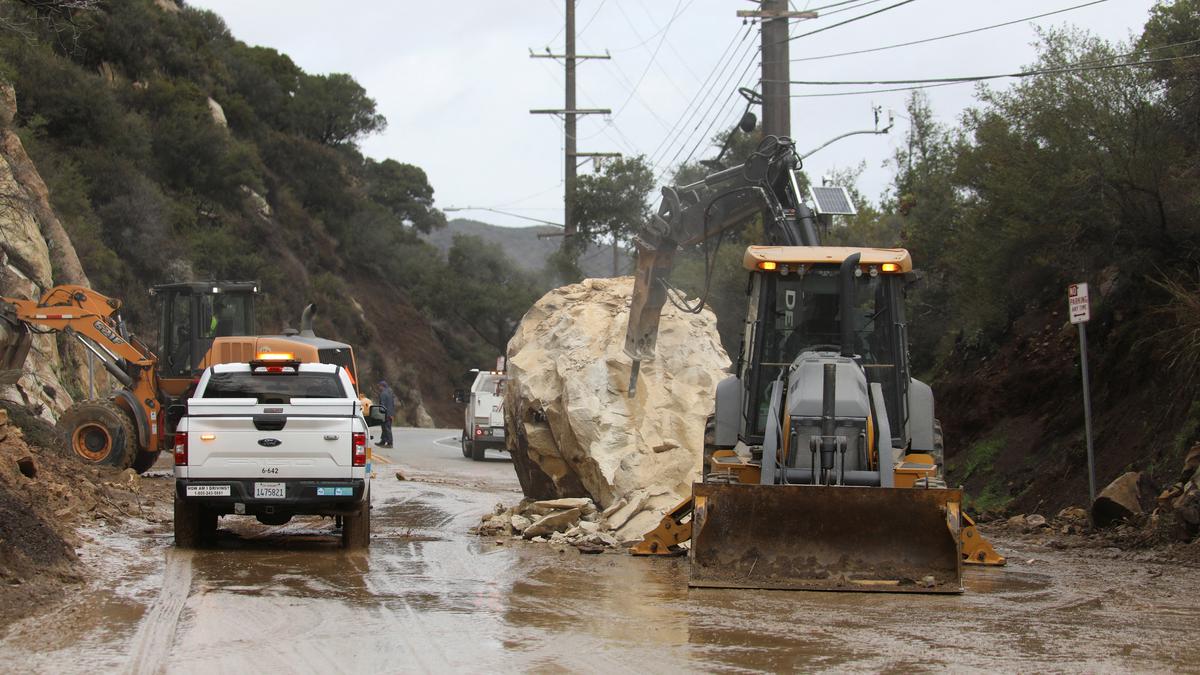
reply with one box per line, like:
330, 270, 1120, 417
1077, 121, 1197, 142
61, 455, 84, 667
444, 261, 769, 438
152, 281, 258, 390
729, 246, 932, 464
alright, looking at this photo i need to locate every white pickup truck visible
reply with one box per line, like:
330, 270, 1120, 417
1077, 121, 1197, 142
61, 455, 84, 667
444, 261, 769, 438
459, 369, 506, 461
172, 358, 383, 549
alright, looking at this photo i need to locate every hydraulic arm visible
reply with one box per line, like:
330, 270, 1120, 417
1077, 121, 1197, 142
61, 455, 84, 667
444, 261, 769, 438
624, 136, 820, 393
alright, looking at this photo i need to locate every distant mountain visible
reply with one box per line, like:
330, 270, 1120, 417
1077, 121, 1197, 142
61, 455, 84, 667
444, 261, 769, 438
425, 219, 630, 279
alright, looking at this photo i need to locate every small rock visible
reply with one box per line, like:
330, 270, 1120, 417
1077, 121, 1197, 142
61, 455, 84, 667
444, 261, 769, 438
394, 471, 407, 481
493, 502, 507, 516
495, 539, 505, 546
523, 507, 583, 539
0, 409, 8, 425
532, 536, 548, 543
600, 498, 627, 520
575, 543, 605, 554
533, 498, 593, 510
1057, 506, 1088, 522
1025, 514, 1048, 529
920, 575, 936, 588
1007, 514, 1027, 528
652, 439, 679, 453
510, 514, 532, 533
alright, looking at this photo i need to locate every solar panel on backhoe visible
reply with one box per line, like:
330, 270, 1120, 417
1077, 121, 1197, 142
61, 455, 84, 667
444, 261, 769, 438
809, 186, 857, 215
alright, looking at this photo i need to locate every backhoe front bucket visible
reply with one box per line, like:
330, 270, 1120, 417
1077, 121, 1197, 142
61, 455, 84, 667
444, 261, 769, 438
689, 483, 964, 593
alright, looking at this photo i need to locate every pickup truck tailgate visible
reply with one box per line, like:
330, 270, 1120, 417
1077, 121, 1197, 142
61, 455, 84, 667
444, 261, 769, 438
184, 398, 359, 479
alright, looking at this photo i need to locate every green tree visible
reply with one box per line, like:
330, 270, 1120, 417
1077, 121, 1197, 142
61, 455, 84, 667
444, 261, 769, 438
288, 72, 386, 146
364, 158, 445, 233
443, 234, 540, 355
571, 155, 655, 277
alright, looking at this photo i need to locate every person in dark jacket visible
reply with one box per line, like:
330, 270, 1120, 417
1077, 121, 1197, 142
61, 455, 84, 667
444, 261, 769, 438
377, 380, 395, 448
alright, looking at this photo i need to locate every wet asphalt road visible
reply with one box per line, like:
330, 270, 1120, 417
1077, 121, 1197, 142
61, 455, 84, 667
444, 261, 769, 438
3, 427, 1200, 673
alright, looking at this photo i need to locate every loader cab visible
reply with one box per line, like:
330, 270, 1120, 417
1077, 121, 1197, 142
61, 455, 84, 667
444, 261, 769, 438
151, 281, 259, 383
737, 247, 912, 447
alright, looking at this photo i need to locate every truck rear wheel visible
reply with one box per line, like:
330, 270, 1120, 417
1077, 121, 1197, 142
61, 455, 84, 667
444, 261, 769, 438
174, 493, 216, 548
58, 400, 137, 469
461, 434, 470, 458
470, 439, 485, 461
342, 493, 371, 549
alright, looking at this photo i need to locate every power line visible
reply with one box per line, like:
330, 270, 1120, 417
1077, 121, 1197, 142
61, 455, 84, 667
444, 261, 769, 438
578, 0, 606, 36
767, 0, 919, 48
612, 0, 691, 118
790, 0, 1112, 64
659, 25, 761, 167
647, 24, 750, 168
785, 50, 1200, 98
672, 38, 762, 173
778, 51, 1200, 87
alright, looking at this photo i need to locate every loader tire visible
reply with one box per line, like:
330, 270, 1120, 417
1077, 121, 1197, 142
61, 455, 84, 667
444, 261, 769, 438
174, 493, 216, 548
130, 450, 162, 474
342, 492, 371, 549
58, 399, 137, 469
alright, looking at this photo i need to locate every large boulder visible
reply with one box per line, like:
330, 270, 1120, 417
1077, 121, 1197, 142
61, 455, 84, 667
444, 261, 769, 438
504, 277, 730, 541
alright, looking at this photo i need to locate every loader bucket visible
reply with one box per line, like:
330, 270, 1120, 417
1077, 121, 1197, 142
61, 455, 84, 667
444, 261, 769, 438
689, 483, 964, 593
0, 307, 32, 385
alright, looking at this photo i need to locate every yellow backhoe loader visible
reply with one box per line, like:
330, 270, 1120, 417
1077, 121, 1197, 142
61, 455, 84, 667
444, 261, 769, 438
1, 282, 364, 473
623, 136, 1003, 593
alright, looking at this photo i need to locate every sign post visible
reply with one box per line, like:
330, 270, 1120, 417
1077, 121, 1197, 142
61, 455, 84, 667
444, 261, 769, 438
1069, 283, 1097, 503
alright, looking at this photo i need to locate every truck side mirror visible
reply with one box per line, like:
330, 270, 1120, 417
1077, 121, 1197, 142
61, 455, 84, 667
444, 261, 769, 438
453, 389, 465, 404
366, 404, 387, 427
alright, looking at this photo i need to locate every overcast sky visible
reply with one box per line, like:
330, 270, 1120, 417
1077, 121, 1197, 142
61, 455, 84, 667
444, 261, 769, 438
188, 0, 1160, 228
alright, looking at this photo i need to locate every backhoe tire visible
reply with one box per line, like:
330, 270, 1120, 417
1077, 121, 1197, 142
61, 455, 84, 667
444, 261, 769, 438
174, 493, 216, 548
130, 450, 162, 474
58, 399, 138, 469
342, 492, 371, 550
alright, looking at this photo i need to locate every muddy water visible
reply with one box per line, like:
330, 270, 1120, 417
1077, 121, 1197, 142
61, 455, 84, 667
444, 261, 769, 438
3, 428, 1200, 673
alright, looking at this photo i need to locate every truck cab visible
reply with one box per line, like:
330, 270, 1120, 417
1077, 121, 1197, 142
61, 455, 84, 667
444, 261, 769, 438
173, 357, 382, 549
459, 369, 506, 461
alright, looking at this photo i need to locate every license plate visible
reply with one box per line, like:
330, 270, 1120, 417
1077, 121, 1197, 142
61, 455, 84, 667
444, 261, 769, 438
186, 484, 230, 497
254, 482, 286, 499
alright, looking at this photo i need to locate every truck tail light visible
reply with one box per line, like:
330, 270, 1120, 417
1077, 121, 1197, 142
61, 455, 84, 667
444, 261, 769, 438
352, 432, 367, 466
173, 432, 188, 466
475, 427, 483, 436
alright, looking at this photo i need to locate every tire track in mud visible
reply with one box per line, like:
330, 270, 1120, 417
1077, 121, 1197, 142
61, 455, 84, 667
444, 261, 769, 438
124, 548, 193, 675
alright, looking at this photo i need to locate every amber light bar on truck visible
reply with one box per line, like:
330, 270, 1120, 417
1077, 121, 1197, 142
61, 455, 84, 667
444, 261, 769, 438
249, 353, 301, 374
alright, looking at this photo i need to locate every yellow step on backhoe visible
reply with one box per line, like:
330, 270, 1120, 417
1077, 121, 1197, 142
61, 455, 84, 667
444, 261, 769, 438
621, 136, 1004, 593
1, 282, 366, 473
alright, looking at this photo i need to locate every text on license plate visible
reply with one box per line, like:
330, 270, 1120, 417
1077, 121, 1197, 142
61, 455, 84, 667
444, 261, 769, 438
186, 484, 230, 497
254, 482, 286, 499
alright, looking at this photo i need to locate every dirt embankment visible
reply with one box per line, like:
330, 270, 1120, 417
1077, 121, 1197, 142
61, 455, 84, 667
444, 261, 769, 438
0, 402, 172, 629
935, 287, 1189, 517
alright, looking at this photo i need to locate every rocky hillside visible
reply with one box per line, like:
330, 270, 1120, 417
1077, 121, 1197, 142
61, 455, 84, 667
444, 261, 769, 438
0, 0, 531, 426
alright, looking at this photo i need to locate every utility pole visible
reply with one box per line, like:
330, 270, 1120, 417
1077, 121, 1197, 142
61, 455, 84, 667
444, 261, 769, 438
530, 1, 617, 240
737, 3, 817, 138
